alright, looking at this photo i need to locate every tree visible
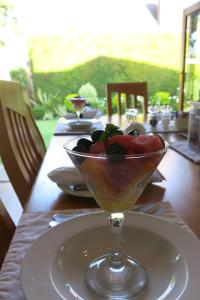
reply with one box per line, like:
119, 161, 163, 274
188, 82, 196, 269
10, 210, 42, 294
0, 0, 17, 46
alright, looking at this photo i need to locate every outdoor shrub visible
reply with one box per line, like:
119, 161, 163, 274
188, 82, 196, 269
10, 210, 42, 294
35, 87, 64, 118
10, 67, 29, 88
151, 91, 178, 111
36, 88, 51, 108
97, 97, 107, 114
31, 57, 179, 111
43, 111, 54, 120
151, 91, 171, 105
64, 93, 77, 113
169, 95, 179, 111
78, 83, 98, 107
32, 105, 45, 119
54, 104, 67, 117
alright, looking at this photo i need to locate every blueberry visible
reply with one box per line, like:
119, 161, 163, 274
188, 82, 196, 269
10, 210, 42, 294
72, 144, 88, 153
77, 138, 92, 149
91, 130, 104, 142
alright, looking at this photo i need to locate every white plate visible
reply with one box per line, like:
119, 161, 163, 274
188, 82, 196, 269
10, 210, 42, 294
57, 183, 92, 197
21, 212, 200, 300
68, 120, 93, 130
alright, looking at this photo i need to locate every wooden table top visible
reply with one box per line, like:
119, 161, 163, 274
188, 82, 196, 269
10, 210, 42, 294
25, 118, 200, 238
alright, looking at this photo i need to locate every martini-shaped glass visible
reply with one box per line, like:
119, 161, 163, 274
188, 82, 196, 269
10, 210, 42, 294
70, 97, 86, 123
64, 138, 168, 298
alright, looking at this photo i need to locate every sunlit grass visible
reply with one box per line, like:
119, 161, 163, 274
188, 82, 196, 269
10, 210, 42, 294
36, 119, 58, 148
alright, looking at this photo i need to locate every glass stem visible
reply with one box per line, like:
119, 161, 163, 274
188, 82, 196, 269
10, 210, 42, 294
76, 110, 80, 122
109, 212, 124, 268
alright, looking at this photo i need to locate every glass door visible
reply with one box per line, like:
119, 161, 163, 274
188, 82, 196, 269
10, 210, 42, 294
179, 1, 200, 111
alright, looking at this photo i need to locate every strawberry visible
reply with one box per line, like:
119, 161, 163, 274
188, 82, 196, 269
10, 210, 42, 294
152, 135, 165, 151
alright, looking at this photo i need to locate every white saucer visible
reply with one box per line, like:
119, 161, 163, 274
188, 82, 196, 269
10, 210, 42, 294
68, 120, 93, 130
57, 183, 92, 197
21, 212, 200, 300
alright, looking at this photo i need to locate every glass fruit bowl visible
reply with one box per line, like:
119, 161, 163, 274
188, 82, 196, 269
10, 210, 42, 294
64, 129, 168, 299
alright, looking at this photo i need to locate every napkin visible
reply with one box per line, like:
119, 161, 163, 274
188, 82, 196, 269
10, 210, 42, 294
48, 167, 165, 188
48, 167, 83, 186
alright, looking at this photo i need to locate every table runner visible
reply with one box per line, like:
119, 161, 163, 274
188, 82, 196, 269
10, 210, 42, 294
143, 122, 188, 134
0, 202, 196, 300
169, 140, 200, 163
54, 120, 103, 135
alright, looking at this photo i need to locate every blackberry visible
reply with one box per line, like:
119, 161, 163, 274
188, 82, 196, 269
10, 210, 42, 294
91, 130, 104, 142
106, 143, 125, 155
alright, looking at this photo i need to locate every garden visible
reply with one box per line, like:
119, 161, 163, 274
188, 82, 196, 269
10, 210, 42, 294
9, 32, 182, 146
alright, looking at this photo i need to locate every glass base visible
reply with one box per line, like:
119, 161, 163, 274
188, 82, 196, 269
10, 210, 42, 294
86, 254, 148, 299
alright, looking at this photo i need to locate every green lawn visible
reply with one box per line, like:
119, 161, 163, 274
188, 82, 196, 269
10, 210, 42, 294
36, 119, 58, 148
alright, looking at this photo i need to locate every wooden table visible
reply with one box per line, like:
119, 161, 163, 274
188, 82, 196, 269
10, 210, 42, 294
25, 118, 200, 238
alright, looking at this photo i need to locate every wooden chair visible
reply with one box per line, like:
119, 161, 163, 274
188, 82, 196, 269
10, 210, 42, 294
0, 198, 16, 269
0, 80, 46, 207
106, 82, 149, 117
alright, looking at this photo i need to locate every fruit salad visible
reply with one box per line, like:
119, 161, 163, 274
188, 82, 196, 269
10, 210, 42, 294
67, 124, 167, 212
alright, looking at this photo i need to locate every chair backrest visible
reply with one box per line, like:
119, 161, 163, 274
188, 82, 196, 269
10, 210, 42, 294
0, 80, 46, 207
106, 82, 148, 117
0, 198, 15, 269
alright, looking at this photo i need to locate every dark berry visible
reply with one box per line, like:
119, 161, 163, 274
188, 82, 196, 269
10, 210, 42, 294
106, 143, 126, 155
77, 138, 92, 149
91, 130, 104, 142
72, 144, 88, 153
127, 128, 140, 136
106, 143, 125, 163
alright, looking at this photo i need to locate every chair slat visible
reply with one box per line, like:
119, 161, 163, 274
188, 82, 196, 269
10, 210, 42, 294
8, 109, 32, 178
0, 198, 15, 269
18, 114, 39, 175
125, 93, 129, 108
106, 82, 148, 116
0, 80, 46, 206
118, 92, 122, 115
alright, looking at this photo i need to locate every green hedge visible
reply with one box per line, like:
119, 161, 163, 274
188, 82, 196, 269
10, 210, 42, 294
31, 57, 179, 99
28, 32, 181, 112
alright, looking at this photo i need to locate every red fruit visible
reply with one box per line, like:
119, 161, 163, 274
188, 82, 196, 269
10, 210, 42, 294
89, 141, 106, 154
130, 135, 164, 154
152, 135, 165, 151
107, 135, 135, 152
